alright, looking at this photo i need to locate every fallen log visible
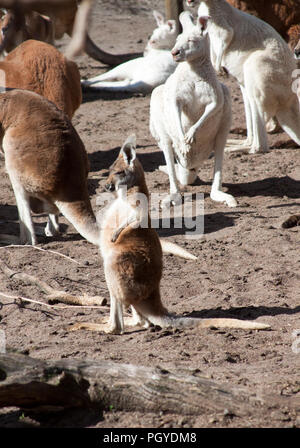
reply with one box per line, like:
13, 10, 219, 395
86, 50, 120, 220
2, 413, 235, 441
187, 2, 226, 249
0, 353, 267, 416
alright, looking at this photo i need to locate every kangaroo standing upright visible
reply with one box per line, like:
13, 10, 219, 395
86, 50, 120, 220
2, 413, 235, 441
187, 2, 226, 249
150, 12, 236, 208
71, 135, 269, 335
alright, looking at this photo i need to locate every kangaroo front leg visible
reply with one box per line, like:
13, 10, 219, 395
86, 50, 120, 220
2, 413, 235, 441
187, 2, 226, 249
185, 101, 219, 145
111, 215, 140, 242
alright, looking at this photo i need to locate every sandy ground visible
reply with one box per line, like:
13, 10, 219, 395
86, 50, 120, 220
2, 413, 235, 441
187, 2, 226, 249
0, 0, 299, 428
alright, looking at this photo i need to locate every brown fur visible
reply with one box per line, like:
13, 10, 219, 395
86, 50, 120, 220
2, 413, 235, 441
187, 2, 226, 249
0, 1, 140, 65
0, 89, 98, 245
0, 39, 81, 118
0, 9, 53, 53
72, 136, 269, 334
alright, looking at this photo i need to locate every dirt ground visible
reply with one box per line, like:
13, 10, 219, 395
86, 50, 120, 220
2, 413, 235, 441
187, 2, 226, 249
0, 0, 299, 428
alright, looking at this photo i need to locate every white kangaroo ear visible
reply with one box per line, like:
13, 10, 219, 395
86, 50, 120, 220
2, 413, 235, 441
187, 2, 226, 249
121, 134, 136, 167
198, 15, 210, 34
179, 11, 194, 30
167, 19, 176, 32
153, 10, 165, 27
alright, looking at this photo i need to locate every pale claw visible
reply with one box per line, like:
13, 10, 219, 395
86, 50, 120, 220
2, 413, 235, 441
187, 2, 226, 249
184, 128, 195, 145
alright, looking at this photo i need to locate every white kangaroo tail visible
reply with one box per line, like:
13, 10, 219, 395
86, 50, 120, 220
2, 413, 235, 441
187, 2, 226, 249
55, 200, 99, 246
160, 238, 197, 261
82, 79, 149, 93
147, 314, 270, 331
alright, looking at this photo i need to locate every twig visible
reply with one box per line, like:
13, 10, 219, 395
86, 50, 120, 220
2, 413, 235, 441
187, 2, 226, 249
0, 244, 80, 265
0, 292, 108, 310
0, 259, 106, 307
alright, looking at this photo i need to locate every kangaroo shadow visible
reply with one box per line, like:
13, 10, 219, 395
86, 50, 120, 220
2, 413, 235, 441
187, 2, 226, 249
81, 86, 148, 104
186, 305, 300, 321
224, 176, 300, 199
156, 210, 243, 237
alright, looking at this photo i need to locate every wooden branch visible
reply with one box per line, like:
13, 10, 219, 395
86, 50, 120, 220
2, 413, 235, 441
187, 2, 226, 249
0, 259, 106, 307
0, 353, 268, 415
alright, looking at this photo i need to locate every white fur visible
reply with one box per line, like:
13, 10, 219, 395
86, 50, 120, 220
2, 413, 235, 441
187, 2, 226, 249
196, 0, 300, 153
81, 11, 178, 94
150, 12, 237, 208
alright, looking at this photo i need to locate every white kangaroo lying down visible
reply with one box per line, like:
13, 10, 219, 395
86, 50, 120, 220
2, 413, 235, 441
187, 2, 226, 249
150, 12, 237, 209
81, 10, 178, 94
195, 0, 300, 154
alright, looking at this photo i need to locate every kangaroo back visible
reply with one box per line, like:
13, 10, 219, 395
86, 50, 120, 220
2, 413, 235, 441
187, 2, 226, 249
0, 89, 98, 245
0, 40, 81, 118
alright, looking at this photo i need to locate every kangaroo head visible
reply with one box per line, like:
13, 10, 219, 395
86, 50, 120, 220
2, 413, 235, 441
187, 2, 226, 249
171, 12, 210, 62
0, 9, 24, 53
147, 10, 177, 50
105, 135, 145, 193
294, 38, 300, 60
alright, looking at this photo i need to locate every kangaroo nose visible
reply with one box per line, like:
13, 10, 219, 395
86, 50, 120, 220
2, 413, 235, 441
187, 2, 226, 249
171, 49, 180, 57
105, 183, 115, 192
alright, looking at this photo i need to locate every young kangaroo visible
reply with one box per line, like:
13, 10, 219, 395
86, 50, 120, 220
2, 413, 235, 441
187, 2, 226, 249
71, 135, 269, 334
150, 12, 237, 209
81, 11, 178, 94
0, 39, 81, 119
193, 0, 300, 153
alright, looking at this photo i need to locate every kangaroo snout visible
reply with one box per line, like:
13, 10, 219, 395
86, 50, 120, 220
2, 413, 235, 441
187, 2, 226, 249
171, 48, 181, 60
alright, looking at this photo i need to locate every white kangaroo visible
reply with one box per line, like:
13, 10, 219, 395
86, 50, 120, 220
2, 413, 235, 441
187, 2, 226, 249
193, 0, 300, 154
150, 12, 237, 209
81, 10, 178, 94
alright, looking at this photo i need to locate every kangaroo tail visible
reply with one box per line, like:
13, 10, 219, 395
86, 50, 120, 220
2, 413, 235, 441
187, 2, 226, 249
160, 238, 197, 261
55, 199, 99, 246
146, 314, 270, 331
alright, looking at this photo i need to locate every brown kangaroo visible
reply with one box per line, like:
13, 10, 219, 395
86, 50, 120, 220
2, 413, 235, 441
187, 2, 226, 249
71, 135, 270, 334
0, 39, 81, 119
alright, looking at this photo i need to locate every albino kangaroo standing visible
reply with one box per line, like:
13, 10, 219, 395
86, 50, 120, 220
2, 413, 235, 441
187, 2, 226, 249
0, 39, 81, 119
71, 135, 269, 334
81, 11, 178, 94
150, 12, 237, 208
194, 0, 300, 153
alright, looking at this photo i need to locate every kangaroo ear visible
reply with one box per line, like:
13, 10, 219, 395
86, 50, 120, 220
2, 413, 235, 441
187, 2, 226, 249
167, 19, 176, 32
198, 15, 210, 34
153, 10, 164, 26
179, 11, 194, 30
121, 134, 136, 167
